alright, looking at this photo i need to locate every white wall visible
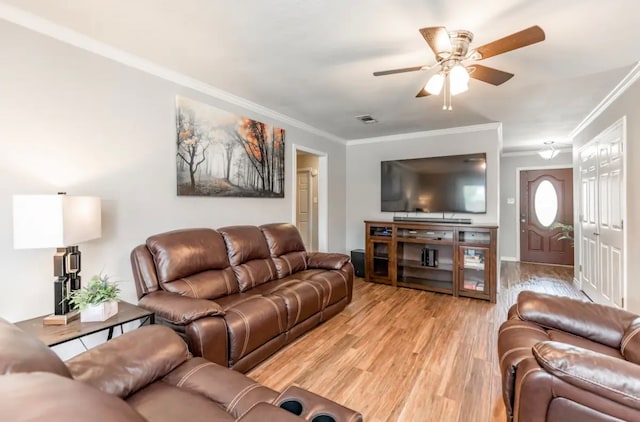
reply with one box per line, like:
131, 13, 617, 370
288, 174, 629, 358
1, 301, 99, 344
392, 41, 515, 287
345, 127, 501, 251
572, 78, 640, 313
0, 20, 347, 325
499, 151, 573, 260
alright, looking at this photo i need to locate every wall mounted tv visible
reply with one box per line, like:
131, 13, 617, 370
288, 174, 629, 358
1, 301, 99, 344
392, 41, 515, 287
381, 153, 487, 214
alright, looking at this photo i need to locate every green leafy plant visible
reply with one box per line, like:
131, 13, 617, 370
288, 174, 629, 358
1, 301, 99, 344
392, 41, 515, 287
552, 222, 574, 246
68, 273, 120, 311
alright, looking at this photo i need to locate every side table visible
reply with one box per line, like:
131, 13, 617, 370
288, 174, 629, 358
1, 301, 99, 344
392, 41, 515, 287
15, 301, 154, 347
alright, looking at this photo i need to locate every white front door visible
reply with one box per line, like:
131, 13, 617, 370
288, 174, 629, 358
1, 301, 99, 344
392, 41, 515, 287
296, 169, 312, 249
579, 118, 625, 308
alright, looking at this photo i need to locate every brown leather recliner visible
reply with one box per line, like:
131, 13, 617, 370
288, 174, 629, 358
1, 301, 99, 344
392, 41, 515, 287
130, 223, 354, 372
0, 317, 362, 421
498, 291, 640, 422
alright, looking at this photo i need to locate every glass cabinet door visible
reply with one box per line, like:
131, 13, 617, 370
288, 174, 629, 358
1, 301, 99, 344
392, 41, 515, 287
372, 241, 390, 277
367, 240, 392, 284
459, 246, 489, 294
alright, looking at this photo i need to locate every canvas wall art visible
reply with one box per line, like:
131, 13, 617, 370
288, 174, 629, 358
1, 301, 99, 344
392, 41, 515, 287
176, 96, 285, 197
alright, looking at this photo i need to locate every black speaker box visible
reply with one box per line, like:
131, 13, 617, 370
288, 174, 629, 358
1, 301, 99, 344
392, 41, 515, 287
351, 249, 365, 278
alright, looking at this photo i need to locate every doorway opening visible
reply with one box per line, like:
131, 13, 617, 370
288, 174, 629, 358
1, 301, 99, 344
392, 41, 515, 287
517, 166, 574, 266
292, 145, 327, 252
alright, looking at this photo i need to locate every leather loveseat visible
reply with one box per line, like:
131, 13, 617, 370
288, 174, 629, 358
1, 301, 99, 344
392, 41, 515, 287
131, 223, 354, 372
498, 291, 640, 422
0, 317, 362, 421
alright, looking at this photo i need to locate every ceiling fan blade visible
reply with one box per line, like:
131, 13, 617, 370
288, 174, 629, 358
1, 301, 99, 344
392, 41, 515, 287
473, 25, 545, 60
419, 27, 451, 59
416, 88, 431, 98
373, 66, 425, 76
468, 64, 514, 85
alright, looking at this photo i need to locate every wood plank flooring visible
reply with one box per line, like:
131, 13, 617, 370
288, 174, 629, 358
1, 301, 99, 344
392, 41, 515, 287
248, 262, 582, 422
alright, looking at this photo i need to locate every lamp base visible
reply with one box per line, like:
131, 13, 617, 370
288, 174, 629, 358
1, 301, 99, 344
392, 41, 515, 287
43, 311, 80, 326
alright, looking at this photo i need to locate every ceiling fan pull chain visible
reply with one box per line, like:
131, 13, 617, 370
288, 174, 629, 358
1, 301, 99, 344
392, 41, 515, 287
442, 74, 448, 110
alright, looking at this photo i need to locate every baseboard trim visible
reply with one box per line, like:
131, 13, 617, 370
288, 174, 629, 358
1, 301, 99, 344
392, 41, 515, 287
500, 256, 518, 262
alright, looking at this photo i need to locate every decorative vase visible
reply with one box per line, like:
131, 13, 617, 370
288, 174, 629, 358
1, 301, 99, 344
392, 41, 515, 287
80, 300, 118, 322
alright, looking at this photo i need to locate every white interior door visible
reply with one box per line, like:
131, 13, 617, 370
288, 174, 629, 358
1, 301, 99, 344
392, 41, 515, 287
580, 119, 625, 308
296, 169, 312, 249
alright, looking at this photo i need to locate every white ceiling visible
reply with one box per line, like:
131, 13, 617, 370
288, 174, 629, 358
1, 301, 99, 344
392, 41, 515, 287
2, 0, 639, 150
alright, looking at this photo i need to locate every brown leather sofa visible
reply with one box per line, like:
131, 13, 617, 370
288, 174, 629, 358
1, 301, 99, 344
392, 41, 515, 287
130, 223, 354, 372
0, 317, 362, 421
498, 291, 640, 422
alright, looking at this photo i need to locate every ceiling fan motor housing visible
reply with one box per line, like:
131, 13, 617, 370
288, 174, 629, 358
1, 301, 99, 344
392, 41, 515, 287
445, 30, 474, 60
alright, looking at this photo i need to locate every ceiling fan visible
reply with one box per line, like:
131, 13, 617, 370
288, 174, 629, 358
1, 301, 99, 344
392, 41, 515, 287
373, 25, 545, 110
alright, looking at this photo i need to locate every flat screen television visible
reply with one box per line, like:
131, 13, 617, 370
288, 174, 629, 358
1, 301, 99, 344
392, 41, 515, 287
381, 153, 487, 214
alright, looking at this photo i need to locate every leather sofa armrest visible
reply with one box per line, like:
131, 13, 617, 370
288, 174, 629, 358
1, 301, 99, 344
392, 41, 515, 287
66, 325, 190, 398
307, 252, 350, 270
516, 291, 637, 348
622, 317, 640, 364
139, 290, 224, 325
237, 402, 305, 421
533, 341, 640, 410
0, 373, 147, 422
163, 357, 278, 418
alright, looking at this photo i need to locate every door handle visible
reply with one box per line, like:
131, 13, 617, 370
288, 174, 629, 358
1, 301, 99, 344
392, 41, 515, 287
593, 233, 600, 236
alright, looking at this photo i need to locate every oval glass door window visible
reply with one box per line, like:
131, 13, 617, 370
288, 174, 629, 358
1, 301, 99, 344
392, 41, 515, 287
534, 180, 558, 227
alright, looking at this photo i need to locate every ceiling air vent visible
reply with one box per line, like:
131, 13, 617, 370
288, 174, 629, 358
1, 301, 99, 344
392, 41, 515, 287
355, 114, 378, 124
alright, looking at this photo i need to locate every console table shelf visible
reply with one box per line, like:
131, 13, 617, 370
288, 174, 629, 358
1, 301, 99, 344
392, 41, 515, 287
365, 221, 498, 303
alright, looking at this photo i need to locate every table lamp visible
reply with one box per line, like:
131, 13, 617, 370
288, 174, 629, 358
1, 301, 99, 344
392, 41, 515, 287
13, 193, 102, 325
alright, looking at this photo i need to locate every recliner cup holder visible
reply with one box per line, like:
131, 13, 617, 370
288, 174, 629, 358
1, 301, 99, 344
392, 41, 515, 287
279, 399, 304, 415
311, 414, 336, 422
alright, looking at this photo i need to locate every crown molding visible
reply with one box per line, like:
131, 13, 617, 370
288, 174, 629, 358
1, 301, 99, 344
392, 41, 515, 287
569, 61, 640, 140
0, 3, 346, 145
501, 147, 572, 158
346, 122, 501, 146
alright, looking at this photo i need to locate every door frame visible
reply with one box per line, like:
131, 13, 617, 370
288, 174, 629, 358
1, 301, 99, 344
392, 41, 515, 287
291, 144, 328, 252
515, 164, 573, 262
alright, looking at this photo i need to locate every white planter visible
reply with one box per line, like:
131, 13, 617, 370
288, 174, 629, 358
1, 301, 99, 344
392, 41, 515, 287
80, 300, 118, 322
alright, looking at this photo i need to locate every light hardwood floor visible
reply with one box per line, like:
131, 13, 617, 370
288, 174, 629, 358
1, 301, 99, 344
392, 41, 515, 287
248, 262, 583, 422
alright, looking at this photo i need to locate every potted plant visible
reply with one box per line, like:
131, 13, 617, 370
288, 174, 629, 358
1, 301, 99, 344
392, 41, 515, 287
69, 273, 120, 322
552, 222, 574, 246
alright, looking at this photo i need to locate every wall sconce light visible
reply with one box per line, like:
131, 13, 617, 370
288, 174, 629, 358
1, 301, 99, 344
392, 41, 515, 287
13, 193, 102, 325
538, 141, 560, 160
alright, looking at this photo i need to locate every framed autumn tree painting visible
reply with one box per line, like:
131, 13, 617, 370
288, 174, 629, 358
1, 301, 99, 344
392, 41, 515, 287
175, 96, 285, 197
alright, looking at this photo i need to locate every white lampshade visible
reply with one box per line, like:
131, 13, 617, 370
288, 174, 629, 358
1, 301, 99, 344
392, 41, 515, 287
425, 72, 445, 95
449, 64, 469, 96
13, 195, 102, 249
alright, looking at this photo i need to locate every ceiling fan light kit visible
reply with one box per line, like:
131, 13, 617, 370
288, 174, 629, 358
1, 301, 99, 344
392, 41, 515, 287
374, 25, 545, 111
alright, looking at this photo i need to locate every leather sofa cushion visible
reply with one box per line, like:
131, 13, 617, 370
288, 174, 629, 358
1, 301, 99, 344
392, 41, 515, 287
0, 318, 71, 378
126, 381, 235, 421
220, 226, 277, 291
67, 325, 190, 398
261, 223, 308, 278
0, 373, 146, 422
161, 268, 238, 299
147, 229, 239, 299
307, 271, 350, 308
270, 281, 324, 329
225, 295, 287, 365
